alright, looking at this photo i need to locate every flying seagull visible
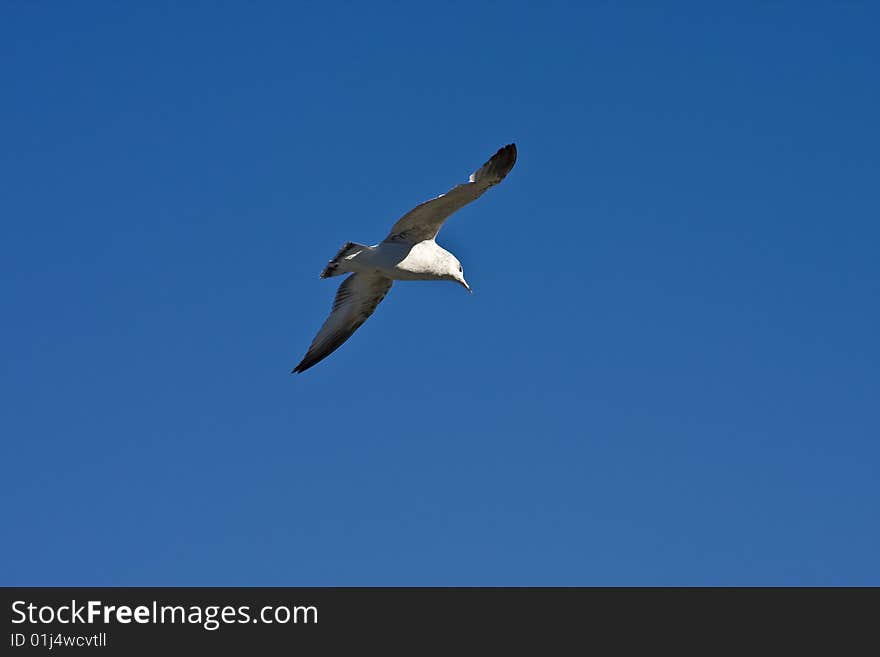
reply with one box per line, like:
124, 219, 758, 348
292, 143, 517, 373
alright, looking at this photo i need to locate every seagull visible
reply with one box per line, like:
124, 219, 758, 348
292, 143, 517, 373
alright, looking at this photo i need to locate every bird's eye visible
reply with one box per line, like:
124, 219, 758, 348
459, 265, 463, 272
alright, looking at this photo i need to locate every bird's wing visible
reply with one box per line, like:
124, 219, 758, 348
383, 143, 517, 244
292, 272, 393, 373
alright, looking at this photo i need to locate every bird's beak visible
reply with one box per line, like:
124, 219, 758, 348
461, 279, 472, 294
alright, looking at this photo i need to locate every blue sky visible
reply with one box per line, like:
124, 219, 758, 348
2, 2, 878, 585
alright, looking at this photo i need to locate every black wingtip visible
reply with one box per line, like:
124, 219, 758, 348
497, 143, 517, 160
292, 357, 317, 374
482, 143, 517, 181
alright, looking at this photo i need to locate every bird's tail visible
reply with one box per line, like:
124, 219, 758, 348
320, 242, 368, 278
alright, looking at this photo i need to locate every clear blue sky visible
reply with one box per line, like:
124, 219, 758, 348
2, 2, 878, 585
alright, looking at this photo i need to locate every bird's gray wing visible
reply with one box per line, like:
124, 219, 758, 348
292, 272, 393, 373
383, 143, 517, 244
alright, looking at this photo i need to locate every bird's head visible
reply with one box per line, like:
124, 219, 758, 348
446, 257, 471, 293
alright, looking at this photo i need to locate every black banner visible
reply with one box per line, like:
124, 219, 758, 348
1, 588, 875, 653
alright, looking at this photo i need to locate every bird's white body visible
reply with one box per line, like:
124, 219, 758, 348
336, 240, 461, 282
292, 143, 517, 373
